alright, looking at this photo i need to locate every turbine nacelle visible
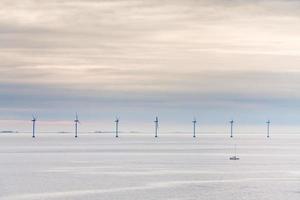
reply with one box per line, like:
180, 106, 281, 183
192, 118, 197, 123
31, 115, 37, 122
74, 114, 80, 123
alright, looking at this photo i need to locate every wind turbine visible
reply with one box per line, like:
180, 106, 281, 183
266, 120, 270, 138
230, 120, 234, 138
115, 117, 119, 138
74, 113, 80, 138
192, 118, 197, 138
154, 117, 159, 138
31, 115, 36, 138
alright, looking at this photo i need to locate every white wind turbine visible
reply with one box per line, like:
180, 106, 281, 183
154, 117, 159, 138
115, 117, 119, 138
74, 113, 80, 138
266, 120, 270, 138
230, 120, 234, 138
31, 115, 36, 138
192, 118, 197, 138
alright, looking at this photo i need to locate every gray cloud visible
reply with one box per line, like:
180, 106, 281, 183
1, 0, 300, 129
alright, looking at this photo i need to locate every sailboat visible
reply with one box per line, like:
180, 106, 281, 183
230, 144, 240, 160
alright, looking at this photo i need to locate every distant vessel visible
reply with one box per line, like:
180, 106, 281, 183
230, 144, 240, 160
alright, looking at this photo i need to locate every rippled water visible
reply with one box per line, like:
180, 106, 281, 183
0, 133, 300, 200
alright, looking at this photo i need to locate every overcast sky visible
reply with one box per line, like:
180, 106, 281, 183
1, 0, 300, 132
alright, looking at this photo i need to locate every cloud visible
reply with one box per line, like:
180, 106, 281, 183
1, 0, 300, 128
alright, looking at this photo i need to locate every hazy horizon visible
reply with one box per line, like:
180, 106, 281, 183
1, 0, 300, 130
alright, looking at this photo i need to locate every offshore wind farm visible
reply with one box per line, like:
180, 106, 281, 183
23, 113, 276, 139
1, 0, 300, 199
1, 115, 300, 200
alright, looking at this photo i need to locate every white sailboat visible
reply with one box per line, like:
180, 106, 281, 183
230, 144, 240, 160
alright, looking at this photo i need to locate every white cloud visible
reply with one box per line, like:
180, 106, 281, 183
1, 0, 300, 126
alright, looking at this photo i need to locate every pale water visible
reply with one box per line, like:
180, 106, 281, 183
0, 133, 300, 200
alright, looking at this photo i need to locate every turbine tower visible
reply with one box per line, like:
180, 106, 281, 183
115, 117, 119, 138
266, 120, 270, 138
74, 113, 80, 138
154, 117, 159, 138
230, 120, 234, 138
192, 118, 197, 138
31, 115, 36, 138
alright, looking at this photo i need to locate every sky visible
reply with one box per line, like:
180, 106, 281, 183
1, 0, 300, 133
